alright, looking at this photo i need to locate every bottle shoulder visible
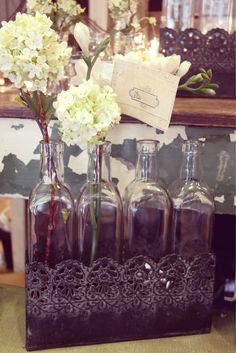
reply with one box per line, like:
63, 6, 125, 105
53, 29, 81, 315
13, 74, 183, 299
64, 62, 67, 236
169, 179, 214, 209
78, 180, 122, 206
29, 181, 74, 207
124, 179, 171, 206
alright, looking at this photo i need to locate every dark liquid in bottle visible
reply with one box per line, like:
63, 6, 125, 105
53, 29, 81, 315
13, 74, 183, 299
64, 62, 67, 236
172, 208, 213, 256
28, 200, 74, 267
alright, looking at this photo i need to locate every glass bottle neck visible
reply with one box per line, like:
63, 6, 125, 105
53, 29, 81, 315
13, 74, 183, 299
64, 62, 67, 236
180, 141, 202, 181
87, 142, 111, 184
39, 141, 64, 184
135, 140, 158, 182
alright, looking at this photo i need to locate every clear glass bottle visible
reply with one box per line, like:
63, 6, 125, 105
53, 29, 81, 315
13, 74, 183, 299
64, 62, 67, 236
161, 0, 194, 31
124, 140, 171, 260
112, 12, 131, 54
27, 140, 75, 267
199, 0, 232, 33
77, 141, 122, 265
169, 140, 214, 256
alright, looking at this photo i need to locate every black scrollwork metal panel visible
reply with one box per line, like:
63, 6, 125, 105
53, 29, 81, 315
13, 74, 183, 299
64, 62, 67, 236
160, 28, 236, 97
26, 253, 215, 351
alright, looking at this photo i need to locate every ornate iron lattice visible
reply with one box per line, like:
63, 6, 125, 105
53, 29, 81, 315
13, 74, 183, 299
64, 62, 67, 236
160, 28, 236, 72
26, 253, 215, 350
26, 253, 215, 319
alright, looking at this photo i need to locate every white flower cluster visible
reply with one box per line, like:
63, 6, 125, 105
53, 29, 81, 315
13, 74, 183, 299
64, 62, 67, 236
115, 51, 191, 78
0, 13, 71, 92
54, 79, 121, 149
27, 0, 84, 17
108, 0, 130, 17
57, 0, 84, 17
26, 0, 54, 15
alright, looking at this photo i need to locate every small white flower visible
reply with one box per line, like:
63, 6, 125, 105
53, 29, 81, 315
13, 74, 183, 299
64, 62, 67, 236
57, 0, 84, 17
160, 54, 181, 75
176, 60, 191, 78
74, 22, 90, 57
148, 17, 157, 25
26, 0, 54, 15
114, 51, 188, 77
108, 0, 130, 17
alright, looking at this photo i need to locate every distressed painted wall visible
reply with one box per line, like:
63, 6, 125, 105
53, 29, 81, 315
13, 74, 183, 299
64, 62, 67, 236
0, 118, 235, 214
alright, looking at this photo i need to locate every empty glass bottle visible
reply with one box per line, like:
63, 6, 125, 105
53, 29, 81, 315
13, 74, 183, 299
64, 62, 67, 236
199, 0, 233, 33
161, 0, 194, 31
27, 140, 75, 267
124, 140, 171, 260
169, 140, 214, 256
77, 141, 122, 265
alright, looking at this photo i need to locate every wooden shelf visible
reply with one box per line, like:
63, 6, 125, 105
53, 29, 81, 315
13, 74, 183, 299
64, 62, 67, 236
0, 88, 235, 128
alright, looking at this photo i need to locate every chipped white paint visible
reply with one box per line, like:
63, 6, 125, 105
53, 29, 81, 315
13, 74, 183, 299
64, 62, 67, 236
0, 118, 42, 167
111, 157, 135, 197
154, 126, 187, 148
68, 150, 88, 175
229, 131, 236, 142
198, 137, 206, 142
216, 150, 230, 182
107, 124, 187, 149
214, 195, 225, 203
107, 124, 158, 144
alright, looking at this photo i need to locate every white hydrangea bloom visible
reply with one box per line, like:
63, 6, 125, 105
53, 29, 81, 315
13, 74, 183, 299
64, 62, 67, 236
108, 0, 130, 17
27, 0, 84, 17
26, 0, 55, 15
0, 13, 72, 92
54, 79, 121, 149
57, 0, 84, 17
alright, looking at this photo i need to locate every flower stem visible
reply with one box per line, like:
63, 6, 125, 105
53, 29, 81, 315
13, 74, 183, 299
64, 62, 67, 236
37, 91, 49, 144
89, 145, 102, 264
36, 92, 58, 266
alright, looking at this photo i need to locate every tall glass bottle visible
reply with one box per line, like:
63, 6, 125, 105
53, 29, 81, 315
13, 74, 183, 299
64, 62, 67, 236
169, 140, 214, 256
27, 140, 75, 267
161, 0, 194, 31
124, 140, 171, 260
77, 141, 122, 265
199, 0, 232, 33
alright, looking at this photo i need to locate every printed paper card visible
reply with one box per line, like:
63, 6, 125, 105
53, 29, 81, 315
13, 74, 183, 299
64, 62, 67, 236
111, 59, 180, 131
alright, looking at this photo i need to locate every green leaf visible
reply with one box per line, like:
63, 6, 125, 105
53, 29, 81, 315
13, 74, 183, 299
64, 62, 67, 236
15, 95, 25, 106
187, 73, 204, 84
94, 36, 110, 58
20, 91, 39, 116
207, 69, 212, 79
207, 83, 219, 90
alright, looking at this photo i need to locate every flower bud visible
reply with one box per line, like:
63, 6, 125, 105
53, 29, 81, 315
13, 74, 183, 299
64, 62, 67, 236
160, 54, 181, 75
74, 22, 90, 57
199, 88, 216, 96
176, 60, 191, 78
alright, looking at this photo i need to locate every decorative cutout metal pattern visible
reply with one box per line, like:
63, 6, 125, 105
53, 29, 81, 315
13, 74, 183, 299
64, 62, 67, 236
160, 28, 236, 72
26, 253, 215, 319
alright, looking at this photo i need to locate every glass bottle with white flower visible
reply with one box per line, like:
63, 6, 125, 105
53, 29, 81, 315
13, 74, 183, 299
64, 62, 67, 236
54, 23, 123, 265
107, 0, 134, 54
0, 13, 76, 267
26, 0, 85, 39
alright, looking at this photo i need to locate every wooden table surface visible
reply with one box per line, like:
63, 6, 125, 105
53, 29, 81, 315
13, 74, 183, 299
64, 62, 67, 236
0, 87, 235, 127
0, 271, 25, 287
